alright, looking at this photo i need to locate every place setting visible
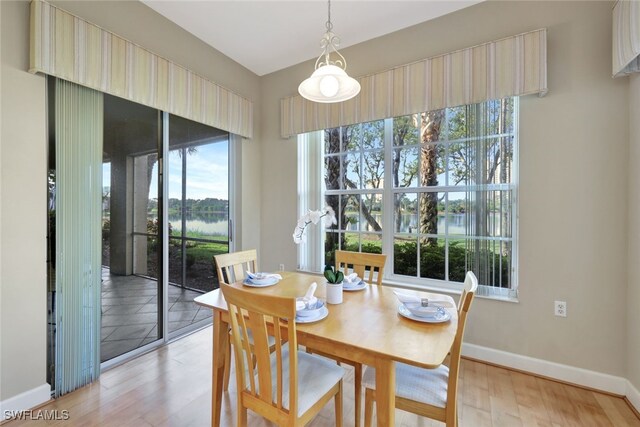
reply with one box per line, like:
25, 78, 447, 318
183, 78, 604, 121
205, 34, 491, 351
393, 290, 455, 323
242, 270, 282, 287
342, 272, 367, 292
295, 282, 328, 323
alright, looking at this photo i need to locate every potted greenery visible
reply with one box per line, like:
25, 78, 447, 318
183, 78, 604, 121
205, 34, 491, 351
324, 265, 344, 304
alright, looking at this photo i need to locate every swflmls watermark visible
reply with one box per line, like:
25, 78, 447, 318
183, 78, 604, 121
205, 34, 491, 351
3, 409, 70, 421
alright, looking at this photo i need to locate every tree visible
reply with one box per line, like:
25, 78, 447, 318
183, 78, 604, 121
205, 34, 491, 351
419, 110, 444, 246
392, 116, 419, 232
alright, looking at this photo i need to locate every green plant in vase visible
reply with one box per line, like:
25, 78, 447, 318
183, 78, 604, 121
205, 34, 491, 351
324, 265, 344, 284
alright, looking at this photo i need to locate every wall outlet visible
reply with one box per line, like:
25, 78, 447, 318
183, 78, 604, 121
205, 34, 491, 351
279, 264, 285, 271
554, 300, 567, 317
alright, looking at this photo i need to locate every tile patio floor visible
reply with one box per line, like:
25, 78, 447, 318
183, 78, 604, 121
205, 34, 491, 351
100, 268, 212, 362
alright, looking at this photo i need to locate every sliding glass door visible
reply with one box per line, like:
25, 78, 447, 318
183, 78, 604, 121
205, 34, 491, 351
47, 80, 233, 392
167, 114, 229, 335
100, 95, 163, 362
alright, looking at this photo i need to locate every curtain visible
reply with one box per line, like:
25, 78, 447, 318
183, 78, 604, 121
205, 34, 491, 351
54, 78, 103, 397
464, 99, 517, 298
30, 0, 253, 139
613, 0, 640, 77
281, 29, 547, 138
297, 131, 325, 272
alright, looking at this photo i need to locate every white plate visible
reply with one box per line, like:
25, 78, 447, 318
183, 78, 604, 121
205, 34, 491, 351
295, 306, 329, 323
343, 281, 367, 292
242, 277, 279, 287
398, 304, 451, 323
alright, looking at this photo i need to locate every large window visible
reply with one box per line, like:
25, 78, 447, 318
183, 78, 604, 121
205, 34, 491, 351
315, 97, 517, 296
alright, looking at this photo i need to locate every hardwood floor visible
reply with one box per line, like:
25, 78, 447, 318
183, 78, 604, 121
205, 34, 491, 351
6, 326, 639, 426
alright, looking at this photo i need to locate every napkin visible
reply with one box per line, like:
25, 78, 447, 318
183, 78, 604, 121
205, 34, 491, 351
246, 271, 283, 281
296, 282, 318, 310
393, 290, 454, 308
343, 273, 360, 285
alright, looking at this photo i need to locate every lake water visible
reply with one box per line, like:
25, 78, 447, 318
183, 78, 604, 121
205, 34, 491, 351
163, 212, 505, 239
167, 213, 229, 237
345, 212, 506, 236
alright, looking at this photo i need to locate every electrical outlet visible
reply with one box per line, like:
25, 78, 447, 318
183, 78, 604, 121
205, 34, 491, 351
279, 263, 285, 271
554, 301, 567, 317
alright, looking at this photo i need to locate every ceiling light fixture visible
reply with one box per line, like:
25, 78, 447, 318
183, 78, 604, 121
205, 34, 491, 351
298, 0, 361, 103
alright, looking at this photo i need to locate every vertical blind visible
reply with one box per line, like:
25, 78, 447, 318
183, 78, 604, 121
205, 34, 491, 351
55, 79, 103, 397
613, 0, 640, 77
281, 29, 547, 138
30, 0, 253, 138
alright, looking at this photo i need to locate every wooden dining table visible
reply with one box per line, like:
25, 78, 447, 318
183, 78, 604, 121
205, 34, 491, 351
194, 271, 458, 427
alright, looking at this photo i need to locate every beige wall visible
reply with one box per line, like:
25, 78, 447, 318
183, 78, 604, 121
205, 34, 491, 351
0, 0, 262, 401
0, 0, 48, 401
0, 1, 48, 401
260, 1, 630, 375
628, 73, 640, 391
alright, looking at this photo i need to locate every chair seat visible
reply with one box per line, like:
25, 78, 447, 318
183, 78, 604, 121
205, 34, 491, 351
258, 347, 345, 416
362, 363, 449, 409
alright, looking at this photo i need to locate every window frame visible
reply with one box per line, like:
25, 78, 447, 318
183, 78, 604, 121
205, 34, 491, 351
303, 98, 519, 298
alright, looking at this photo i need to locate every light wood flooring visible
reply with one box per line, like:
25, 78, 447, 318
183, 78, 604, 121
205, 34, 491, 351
6, 326, 639, 427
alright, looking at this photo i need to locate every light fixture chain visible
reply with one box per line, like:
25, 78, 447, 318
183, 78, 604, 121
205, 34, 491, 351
326, 0, 333, 32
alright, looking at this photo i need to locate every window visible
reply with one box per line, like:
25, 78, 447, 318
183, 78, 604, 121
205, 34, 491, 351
306, 97, 518, 297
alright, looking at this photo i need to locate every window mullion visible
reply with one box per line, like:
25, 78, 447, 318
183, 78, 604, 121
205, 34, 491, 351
382, 118, 394, 278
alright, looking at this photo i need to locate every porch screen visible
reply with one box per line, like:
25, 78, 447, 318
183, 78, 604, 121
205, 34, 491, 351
281, 29, 547, 138
30, 0, 253, 139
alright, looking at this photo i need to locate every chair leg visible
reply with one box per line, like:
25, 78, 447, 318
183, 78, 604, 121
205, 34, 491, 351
223, 339, 231, 391
334, 380, 343, 427
354, 363, 362, 427
237, 402, 247, 427
364, 388, 374, 427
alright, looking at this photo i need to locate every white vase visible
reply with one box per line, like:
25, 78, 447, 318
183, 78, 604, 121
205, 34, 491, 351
326, 281, 343, 304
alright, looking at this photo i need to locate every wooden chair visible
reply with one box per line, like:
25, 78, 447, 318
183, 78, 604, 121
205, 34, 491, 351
362, 271, 478, 427
214, 249, 274, 391
221, 283, 345, 427
335, 250, 386, 286
214, 249, 258, 286
316, 250, 387, 427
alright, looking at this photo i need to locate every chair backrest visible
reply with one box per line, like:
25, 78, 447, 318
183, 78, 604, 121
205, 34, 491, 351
335, 250, 387, 286
446, 271, 477, 415
214, 249, 257, 285
221, 283, 299, 424
457, 270, 477, 313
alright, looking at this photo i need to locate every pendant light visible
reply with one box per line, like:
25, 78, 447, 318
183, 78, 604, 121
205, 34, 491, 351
298, 0, 361, 103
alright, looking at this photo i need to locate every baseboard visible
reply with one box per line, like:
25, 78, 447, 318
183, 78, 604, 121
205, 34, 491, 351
627, 380, 640, 415
462, 343, 627, 395
0, 384, 51, 419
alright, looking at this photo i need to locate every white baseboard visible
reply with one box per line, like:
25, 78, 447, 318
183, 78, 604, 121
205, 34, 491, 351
0, 384, 51, 417
627, 380, 640, 414
462, 343, 628, 395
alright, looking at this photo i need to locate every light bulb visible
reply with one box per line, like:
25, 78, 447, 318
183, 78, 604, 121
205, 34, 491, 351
319, 75, 339, 98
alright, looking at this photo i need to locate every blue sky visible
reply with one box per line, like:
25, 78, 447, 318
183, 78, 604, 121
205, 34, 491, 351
103, 140, 228, 200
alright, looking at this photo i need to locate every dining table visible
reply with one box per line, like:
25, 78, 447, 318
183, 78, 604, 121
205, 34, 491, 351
194, 271, 458, 427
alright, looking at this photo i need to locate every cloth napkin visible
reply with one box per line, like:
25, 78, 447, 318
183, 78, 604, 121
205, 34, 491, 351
296, 282, 318, 310
343, 273, 360, 286
246, 271, 283, 280
393, 290, 454, 308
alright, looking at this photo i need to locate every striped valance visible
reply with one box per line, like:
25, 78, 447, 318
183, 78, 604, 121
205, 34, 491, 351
281, 29, 547, 138
613, 0, 640, 77
30, 0, 253, 139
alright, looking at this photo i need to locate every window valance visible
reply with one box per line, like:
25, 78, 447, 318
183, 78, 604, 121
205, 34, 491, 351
613, 0, 640, 77
281, 29, 547, 138
30, 0, 253, 139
